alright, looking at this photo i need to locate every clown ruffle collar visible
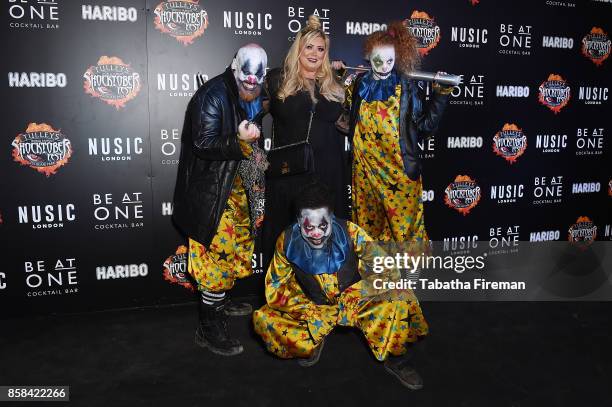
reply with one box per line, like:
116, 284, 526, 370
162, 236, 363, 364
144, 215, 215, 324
358, 69, 400, 102
285, 217, 350, 276
239, 97, 263, 121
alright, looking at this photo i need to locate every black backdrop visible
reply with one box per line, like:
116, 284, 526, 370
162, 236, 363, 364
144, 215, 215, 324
1, 0, 610, 317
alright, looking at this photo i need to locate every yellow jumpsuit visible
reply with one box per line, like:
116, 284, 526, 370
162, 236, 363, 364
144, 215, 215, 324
187, 142, 255, 292
253, 221, 428, 361
351, 84, 428, 243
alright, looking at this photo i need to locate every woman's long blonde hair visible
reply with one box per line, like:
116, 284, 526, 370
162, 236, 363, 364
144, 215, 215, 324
278, 15, 344, 103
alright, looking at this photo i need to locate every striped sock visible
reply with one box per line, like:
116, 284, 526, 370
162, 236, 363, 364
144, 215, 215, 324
200, 290, 226, 305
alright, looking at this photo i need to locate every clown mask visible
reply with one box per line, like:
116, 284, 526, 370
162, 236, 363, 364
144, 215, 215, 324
298, 208, 333, 249
232, 44, 267, 102
369, 45, 395, 80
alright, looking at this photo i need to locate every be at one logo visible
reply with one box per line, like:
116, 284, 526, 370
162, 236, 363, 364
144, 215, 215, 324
287, 6, 330, 40
7, 0, 59, 30
538, 74, 570, 114
581, 27, 610, 66
154, 0, 208, 45
163, 245, 194, 291
488, 225, 519, 255
533, 176, 563, 205
449, 74, 484, 106
83, 56, 141, 109
160, 128, 180, 165
575, 127, 604, 156
444, 175, 481, 215
404, 10, 440, 56
92, 192, 144, 230
498, 23, 532, 55
12, 122, 72, 176
23, 258, 78, 297
418, 138, 435, 159
492, 123, 527, 164
568, 216, 597, 248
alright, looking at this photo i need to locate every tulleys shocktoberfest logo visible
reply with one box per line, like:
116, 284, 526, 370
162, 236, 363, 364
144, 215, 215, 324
404, 10, 440, 56
154, 0, 208, 45
581, 27, 610, 66
493, 123, 527, 164
83, 56, 141, 109
568, 216, 597, 248
163, 245, 194, 291
538, 74, 570, 114
12, 123, 72, 176
444, 175, 481, 215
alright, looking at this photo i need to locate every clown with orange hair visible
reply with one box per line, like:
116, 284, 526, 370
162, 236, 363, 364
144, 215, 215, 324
339, 21, 453, 388
344, 21, 452, 244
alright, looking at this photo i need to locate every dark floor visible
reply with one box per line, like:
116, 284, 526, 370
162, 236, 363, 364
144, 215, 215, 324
1, 301, 610, 407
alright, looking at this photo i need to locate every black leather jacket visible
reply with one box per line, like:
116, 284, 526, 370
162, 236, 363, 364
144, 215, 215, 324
348, 72, 449, 180
173, 68, 252, 247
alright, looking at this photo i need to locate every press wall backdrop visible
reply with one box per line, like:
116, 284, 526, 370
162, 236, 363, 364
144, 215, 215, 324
1, 0, 610, 317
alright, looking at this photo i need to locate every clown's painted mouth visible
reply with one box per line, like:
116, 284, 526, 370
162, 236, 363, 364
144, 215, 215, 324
374, 70, 392, 79
308, 237, 324, 246
241, 81, 257, 91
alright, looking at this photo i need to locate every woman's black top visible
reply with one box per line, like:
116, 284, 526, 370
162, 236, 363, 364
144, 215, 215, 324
261, 68, 350, 267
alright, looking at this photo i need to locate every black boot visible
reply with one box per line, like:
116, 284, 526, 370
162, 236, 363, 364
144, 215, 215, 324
384, 354, 423, 390
195, 300, 243, 356
297, 339, 325, 367
224, 295, 253, 317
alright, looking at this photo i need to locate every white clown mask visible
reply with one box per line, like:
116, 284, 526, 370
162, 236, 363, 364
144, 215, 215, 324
232, 44, 267, 101
298, 208, 333, 249
369, 45, 395, 80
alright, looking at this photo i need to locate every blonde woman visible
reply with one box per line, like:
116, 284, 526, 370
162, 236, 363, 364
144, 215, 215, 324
261, 15, 348, 268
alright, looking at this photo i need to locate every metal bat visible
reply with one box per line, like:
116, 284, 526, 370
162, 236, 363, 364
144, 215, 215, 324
343, 66, 461, 86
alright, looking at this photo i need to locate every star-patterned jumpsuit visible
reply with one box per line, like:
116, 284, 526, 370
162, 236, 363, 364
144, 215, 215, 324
351, 83, 428, 243
187, 142, 254, 293
253, 221, 428, 361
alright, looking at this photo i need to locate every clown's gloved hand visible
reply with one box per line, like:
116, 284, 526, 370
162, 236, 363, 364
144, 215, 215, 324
305, 305, 338, 343
432, 71, 454, 95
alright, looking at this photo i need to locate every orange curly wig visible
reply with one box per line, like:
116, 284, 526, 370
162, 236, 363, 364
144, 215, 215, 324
363, 21, 420, 75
